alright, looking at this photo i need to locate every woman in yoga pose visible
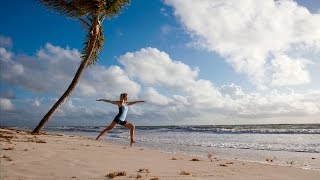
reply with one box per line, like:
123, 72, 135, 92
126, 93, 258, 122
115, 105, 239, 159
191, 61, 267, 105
95, 93, 145, 143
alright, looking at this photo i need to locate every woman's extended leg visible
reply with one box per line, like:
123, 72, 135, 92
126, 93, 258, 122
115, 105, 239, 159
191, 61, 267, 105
96, 121, 117, 140
124, 122, 135, 143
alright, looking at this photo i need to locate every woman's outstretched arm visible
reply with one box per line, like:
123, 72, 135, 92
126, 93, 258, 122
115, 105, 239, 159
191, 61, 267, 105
127, 101, 145, 106
96, 99, 119, 105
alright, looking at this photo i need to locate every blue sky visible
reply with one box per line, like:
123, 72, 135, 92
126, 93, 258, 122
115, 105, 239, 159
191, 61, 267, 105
1, 0, 320, 127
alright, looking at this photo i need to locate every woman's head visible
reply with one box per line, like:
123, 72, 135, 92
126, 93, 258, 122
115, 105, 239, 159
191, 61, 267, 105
120, 93, 128, 101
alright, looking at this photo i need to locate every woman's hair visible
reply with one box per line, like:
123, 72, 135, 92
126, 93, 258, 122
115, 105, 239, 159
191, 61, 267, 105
120, 93, 128, 100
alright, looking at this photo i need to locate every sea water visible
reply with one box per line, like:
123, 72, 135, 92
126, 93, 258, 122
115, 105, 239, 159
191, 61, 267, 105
43, 124, 320, 171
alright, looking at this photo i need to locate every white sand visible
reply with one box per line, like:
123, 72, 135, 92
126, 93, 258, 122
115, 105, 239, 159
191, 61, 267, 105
1, 128, 319, 180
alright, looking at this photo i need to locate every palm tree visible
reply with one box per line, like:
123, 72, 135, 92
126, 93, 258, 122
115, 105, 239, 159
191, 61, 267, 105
32, 0, 131, 134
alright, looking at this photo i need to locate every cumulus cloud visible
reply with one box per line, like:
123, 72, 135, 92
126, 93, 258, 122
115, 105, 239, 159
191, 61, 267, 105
0, 43, 80, 93
235, 89, 320, 117
220, 83, 245, 99
1, 44, 319, 126
118, 47, 227, 110
0, 43, 140, 99
144, 87, 172, 105
118, 47, 320, 120
271, 54, 310, 86
81, 65, 141, 99
0, 47, 12, 61
0, 98, 14, 111
119, 47, 199, 89
164, 0, 320, 87
32, 100, 41, 107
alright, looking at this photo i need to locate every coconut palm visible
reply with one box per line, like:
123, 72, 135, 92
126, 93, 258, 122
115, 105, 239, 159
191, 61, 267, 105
32, 0, 131, 134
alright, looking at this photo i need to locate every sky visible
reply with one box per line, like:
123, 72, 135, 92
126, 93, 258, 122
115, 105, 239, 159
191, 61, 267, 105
1, 0, 320, 127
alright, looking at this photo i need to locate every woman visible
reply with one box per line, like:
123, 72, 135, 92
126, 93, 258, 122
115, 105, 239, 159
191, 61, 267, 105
95, 93, 145, 143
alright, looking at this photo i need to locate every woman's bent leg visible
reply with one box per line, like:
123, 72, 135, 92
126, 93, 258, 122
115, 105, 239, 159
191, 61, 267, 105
96, 121, 117, 140
124, 122, 135, 143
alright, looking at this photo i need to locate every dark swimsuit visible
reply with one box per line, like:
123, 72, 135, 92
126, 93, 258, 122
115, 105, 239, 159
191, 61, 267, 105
113, 106, 128, 126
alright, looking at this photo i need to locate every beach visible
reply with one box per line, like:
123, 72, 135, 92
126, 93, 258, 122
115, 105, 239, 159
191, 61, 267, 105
1, 128, 319, 180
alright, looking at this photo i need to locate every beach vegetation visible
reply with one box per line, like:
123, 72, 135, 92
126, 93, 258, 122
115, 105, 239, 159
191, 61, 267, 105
35, 139, 47, 143
135, 174, 143, 179
106, 171, 127, 178
32, 0, 131, 134
180, 170, 191, 175
138, 168, 150, 173
1, 155, 13, 161
207, 153, 213, 162
190, 158, 200, 161
2, 147, 14, 150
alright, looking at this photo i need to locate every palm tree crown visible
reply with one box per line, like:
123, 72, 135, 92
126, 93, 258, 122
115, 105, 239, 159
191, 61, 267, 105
39, 0, 130, 65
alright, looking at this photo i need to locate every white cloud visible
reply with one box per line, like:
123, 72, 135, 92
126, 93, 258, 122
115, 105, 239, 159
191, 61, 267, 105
0, 98, 14, 111
144, 87, 172, 105
1, 44, 319, 126
0, 43, 141, 99
32, 100, 41, 107
119, 47, 320, 120
0, 43, 80, 93
82, 65, 141, 98
78, 82, 97, 96
119, 47, 199, 89
164, 0, 320, 87
220, 83, 245, 99
271, 54, 310, 86
235, 90, 320, 117
0, 48, 12, 61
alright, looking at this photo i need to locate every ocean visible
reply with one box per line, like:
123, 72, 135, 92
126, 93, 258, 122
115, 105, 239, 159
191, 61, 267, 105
39, 124, 320, 171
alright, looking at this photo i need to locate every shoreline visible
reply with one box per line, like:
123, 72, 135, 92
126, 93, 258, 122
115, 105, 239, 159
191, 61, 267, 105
106, 138, 320, 172
1, 128, 320, 179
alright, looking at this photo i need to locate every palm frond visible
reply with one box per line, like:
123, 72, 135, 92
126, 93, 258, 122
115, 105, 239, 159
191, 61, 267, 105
103, 0, 131, 19
79, 17, 91, 30
38, 0, 101, 18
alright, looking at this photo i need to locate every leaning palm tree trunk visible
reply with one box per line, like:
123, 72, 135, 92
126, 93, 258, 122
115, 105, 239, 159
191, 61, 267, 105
32, 56, 89, 134
32, 23, 100, 134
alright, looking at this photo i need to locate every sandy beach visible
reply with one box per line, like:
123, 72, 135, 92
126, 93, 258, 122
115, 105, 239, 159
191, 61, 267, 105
1, 128, 319, 180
